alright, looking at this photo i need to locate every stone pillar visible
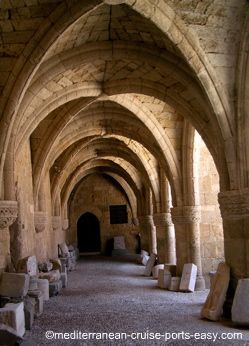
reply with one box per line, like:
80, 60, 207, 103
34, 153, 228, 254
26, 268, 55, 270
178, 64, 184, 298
153, 212, 176, 264
218, 189, 249, 286
138, 215, 157, 254
51, 216, 61, 232
171, 206, 205, 290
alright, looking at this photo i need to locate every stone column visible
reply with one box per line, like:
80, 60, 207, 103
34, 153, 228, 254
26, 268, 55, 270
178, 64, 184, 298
138, 215, 157, 254
218, 189, 249, 284
153, 212, 176, 264
171, 206, 205, 290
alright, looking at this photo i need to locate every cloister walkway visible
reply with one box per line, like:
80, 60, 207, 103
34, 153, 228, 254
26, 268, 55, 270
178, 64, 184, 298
26, 257, 249, 345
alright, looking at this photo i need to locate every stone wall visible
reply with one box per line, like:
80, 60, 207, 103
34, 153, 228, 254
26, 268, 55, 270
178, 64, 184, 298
68, 174, 137, 254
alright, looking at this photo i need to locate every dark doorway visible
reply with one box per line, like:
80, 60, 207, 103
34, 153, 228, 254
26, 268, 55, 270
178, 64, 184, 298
77, 213, 101, 253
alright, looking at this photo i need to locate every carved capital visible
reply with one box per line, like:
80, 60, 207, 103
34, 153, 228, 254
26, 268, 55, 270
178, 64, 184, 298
218, 189, 249, 220
51, 216, 62, 231
153, 212, 173, 227
62, 218, 69, 231
34, 211, 48, 233
0, 200, 18, 229
171, 206, 201, 224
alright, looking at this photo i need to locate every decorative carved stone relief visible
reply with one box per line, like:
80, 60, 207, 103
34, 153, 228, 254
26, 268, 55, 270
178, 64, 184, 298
0, 200, 18, 229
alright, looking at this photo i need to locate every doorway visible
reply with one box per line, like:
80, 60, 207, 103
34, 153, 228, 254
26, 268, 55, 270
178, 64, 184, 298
77, 212, 101, 253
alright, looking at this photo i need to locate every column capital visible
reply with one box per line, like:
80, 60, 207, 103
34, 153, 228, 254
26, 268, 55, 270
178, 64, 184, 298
218, 189, 249, 220
0, 200, 18, 229
34, 211, 48, 233
153, 212, 173, 226
51, 216, 62, 231
171, 206, 201, 224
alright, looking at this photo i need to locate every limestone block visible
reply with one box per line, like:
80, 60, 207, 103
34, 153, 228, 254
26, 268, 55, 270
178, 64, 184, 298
38, 270, 60, 283
17, 256, 38, 276
23, 296, 35, 331
0, 273, 29, 298
27, 290, 43, 317
28, 276, 38, 291
141, 250, 149, 256
201, 262, 230, 321
49, 280, 62, 297
141, 255, 150, 266
152, 264, 164, 279
168, 277, 181, 291
179, 263, 197, 292
37, 279, 49, 301
232, 279, 249, 325
144, 254, 156, 277
61, 272, 67, 288
158, 269, 171, 289
113, 236, 126, 250
0, 302, 25, 337
0, 323, 23, 345
59, 258, 68, 271
58, 243, 69, 257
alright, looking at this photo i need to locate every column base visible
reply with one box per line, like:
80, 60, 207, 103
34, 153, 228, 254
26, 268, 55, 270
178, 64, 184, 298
195, 275, 206, 291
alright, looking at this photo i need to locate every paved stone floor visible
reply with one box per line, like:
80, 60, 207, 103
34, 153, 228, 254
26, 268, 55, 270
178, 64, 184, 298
26, 256, 249, 345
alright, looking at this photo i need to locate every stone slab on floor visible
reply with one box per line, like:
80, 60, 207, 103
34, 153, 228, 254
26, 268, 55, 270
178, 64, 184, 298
158, 269, 171, 289
168, 277, 181, 291
144, 254, 156, 277
179, 263, 197, 292
201, 262, 230, 321
232, 278, 249, 325
0, 273, 30, 298
152, 264, 164, 279
0, 302, 25, 337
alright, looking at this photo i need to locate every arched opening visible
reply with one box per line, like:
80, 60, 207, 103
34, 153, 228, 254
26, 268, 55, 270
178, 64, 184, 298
77, 212, 101, 254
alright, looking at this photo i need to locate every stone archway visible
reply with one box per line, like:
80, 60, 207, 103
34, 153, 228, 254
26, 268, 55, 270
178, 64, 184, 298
77, 212, 101, 253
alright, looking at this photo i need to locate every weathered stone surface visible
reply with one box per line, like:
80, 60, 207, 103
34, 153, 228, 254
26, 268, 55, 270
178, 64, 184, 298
152, 264, 164, 279
17, 256, 38, 277
0, 323, 23, 345
0, 273, 29, 298
28, 276, 38, 291
23, 296, 35, 331
27, 290, 43, 317
201, 262, 230, 321
37, 279, 49, 301
113, 236, 126, 250
141, 250, 149, 256
232, 279, 249, 325
60, 272, 67, 288
39, 270, 60, 283
158, 269, 171, 289
0, 302, 25, 337
58, 243, 69, 257
168, 277, 181, 291
49, 280, 62, 297
179, 263, 197, 292
144, 254, 156, 277
141, 255, 150, 266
